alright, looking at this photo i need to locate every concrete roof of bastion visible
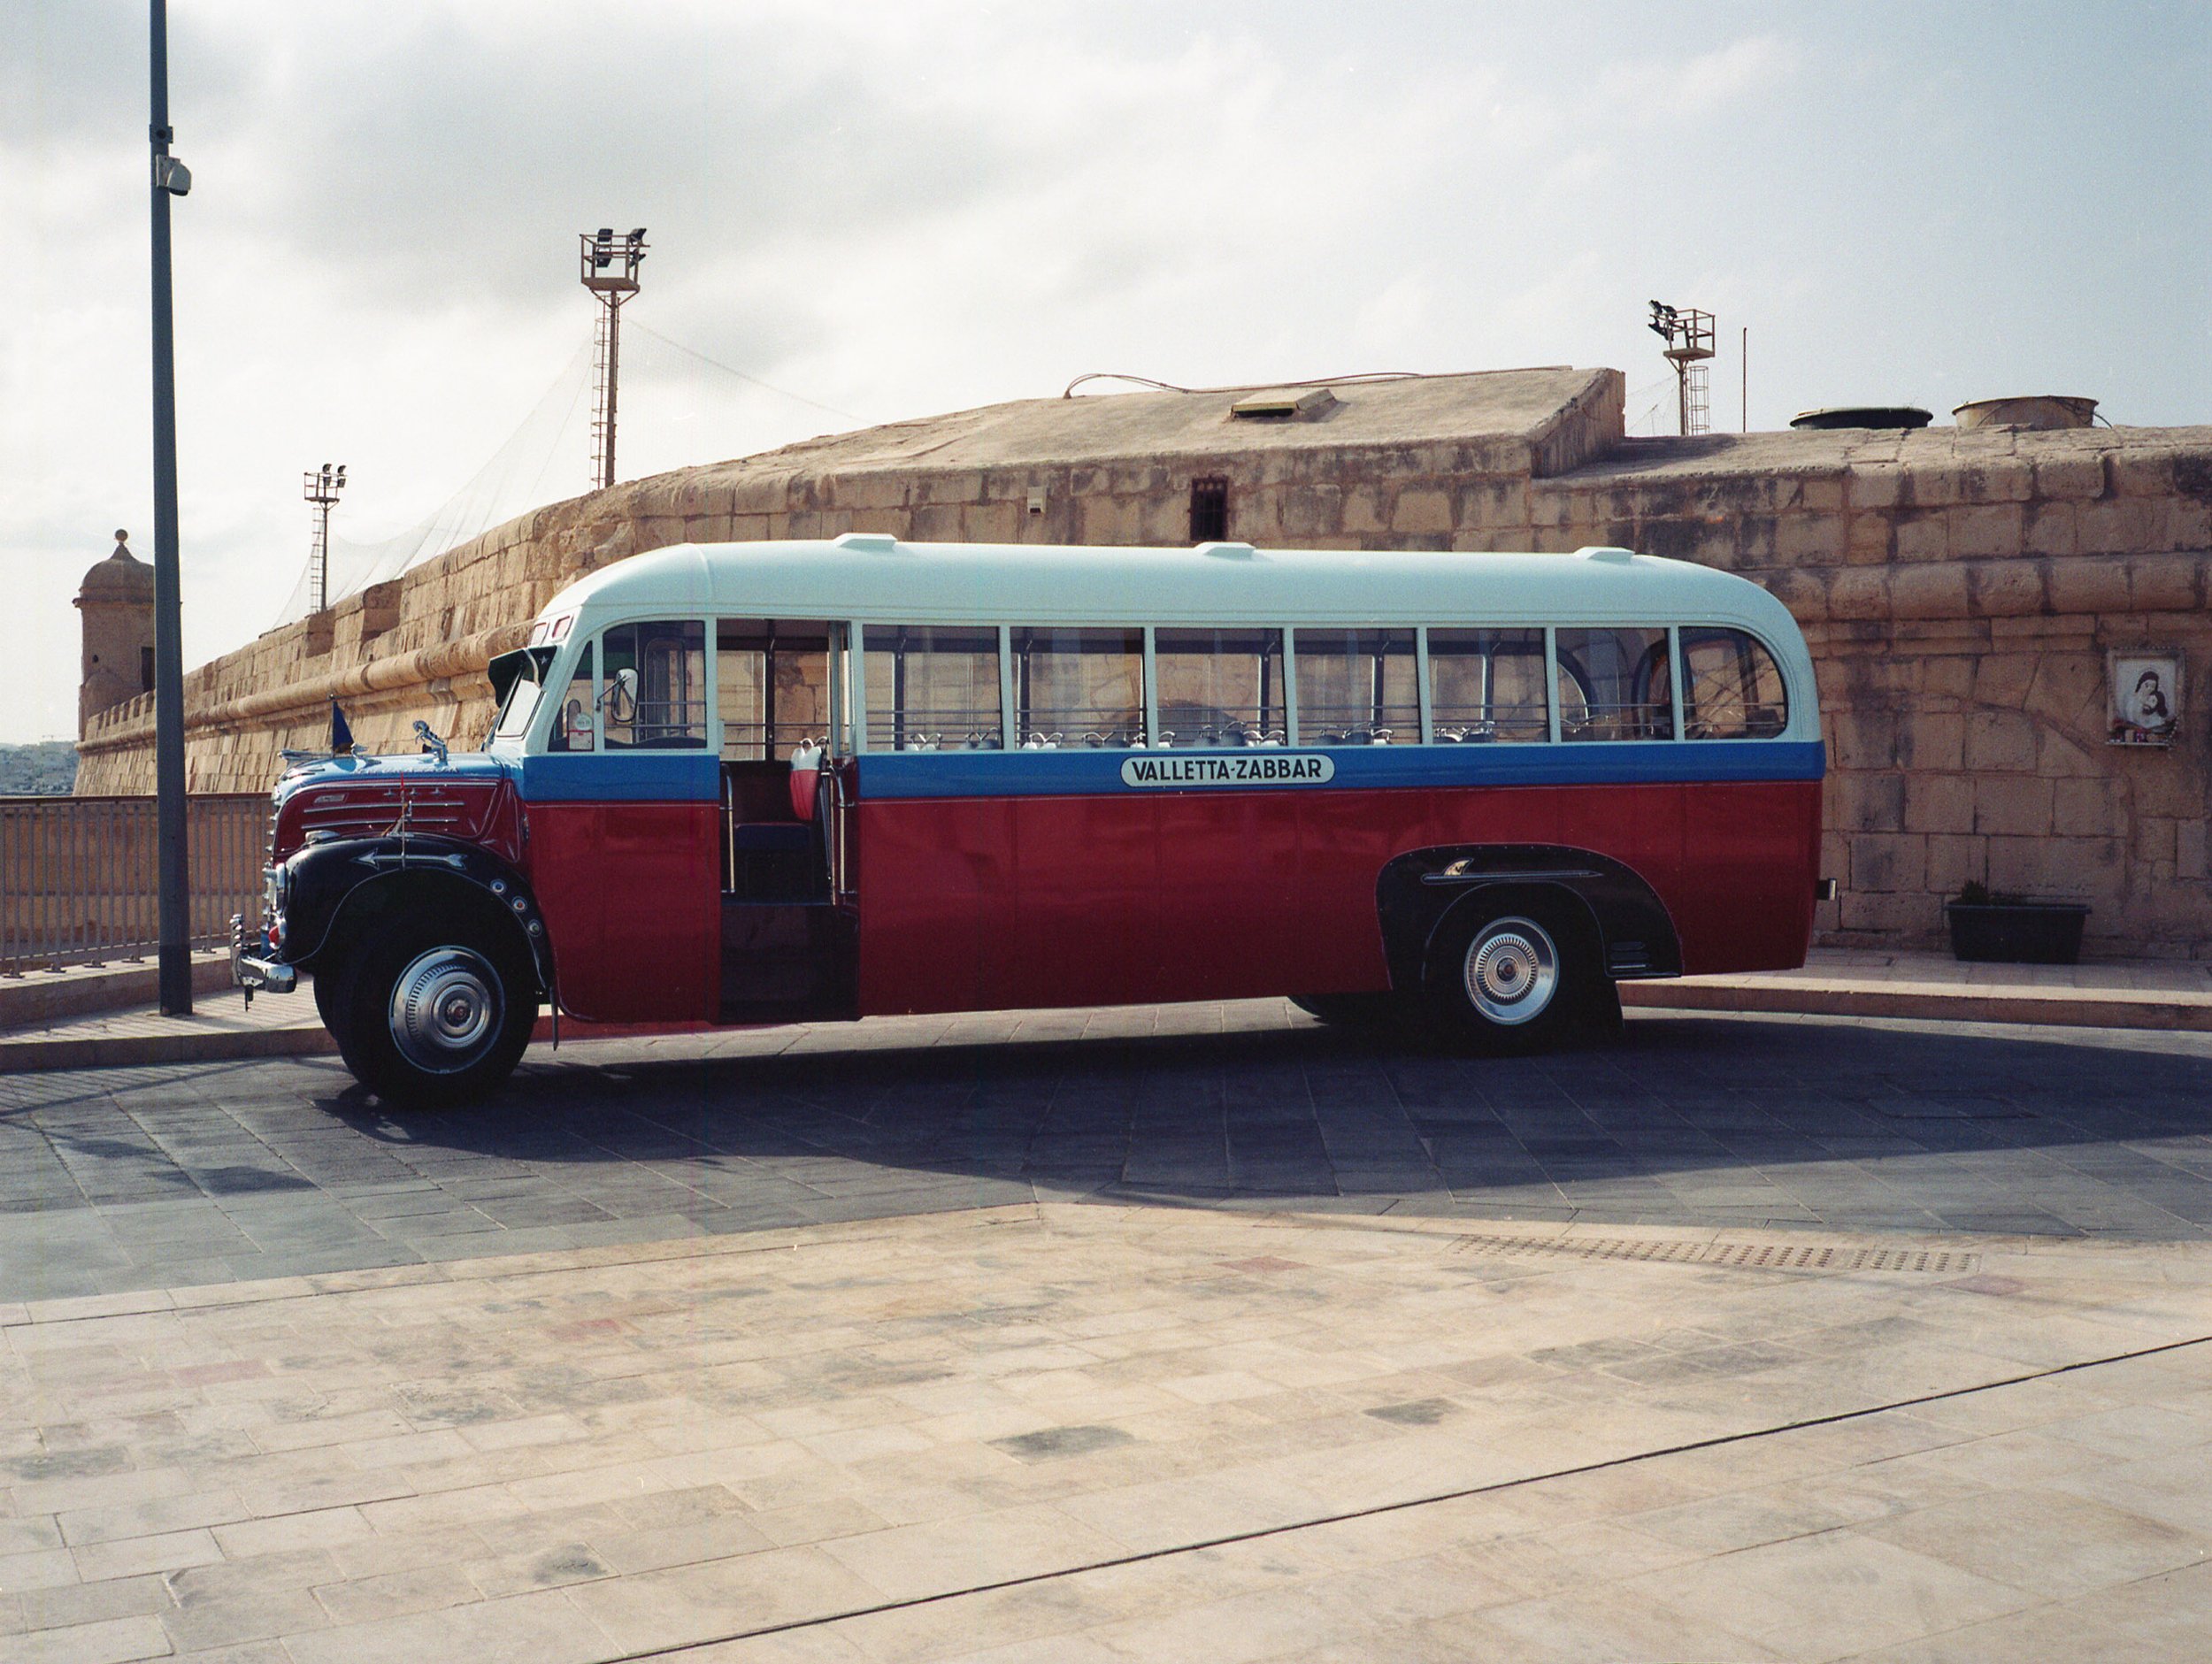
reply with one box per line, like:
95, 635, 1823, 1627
680, 365, 1618, 477
1559, 422, 2212, 488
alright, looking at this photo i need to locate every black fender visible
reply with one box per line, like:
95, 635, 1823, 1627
1376, 845, 1682, 993
276, 833, 555, 997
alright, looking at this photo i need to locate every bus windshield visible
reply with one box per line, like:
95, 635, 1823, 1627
492, 646, 557, 741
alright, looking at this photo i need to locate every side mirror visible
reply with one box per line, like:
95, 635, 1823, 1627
598, 667, 640, 722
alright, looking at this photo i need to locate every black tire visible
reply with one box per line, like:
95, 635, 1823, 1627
1426, 893, 1601, 1054
1289, 993, 1405, 1029
311, 962, 374, 1085
341, 918, 537, 1108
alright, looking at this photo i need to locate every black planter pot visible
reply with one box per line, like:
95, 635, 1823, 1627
1945, 901, 2090, 965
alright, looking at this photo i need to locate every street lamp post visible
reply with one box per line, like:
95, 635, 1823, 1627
149, 0, 194, 1015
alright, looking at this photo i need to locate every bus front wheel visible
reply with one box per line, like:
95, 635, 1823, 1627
1428, 898, 1600, 1052
342, 922, 537, 1108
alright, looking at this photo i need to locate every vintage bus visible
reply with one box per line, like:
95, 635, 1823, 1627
234, 535, 1827, 1105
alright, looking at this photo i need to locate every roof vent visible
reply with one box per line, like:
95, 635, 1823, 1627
1229, 387, 1338, 422
1575, 546, 1636, 563
1195, 541, 1257, 560
833, 532, 900, 553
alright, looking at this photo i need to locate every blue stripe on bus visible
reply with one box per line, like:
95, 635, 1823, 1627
518, 753, 722, 803
854, 740, 1826, 799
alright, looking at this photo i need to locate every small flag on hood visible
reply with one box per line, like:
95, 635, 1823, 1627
330, 698, 355, 753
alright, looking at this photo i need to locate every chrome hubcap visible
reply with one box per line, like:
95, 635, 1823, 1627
388, 947, 501, 1074
1463, 917, 1559, 1025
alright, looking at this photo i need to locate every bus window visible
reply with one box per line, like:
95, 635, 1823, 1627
1015, 627, 1142, 748
547, 643, 595, 751
1555, 627, 1672, 742
600, 620, 707, 749
1294, 629, 1417, 745
718, 619, 831, 760
1153, 628, 1286, 748
1682, 627, 1788, 739
1426, 628, 1547, 743
864, 625, 1003, 751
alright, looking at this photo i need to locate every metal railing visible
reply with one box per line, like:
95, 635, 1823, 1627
0, 794, 267, 977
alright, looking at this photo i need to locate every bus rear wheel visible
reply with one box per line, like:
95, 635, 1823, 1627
1428, 897, 1598, 1053
342, 922, 536, 1108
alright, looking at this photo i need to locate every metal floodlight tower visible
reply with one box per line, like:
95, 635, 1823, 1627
580, 227, 647, 490
303, 462, 346, 613
1647, 301, 1717, 436
149, 0, 195, 1016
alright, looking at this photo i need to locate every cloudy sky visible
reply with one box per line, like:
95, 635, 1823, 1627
5, 0, 2207, 744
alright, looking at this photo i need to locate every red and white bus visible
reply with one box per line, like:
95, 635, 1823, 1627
235, 535, 1826, 1104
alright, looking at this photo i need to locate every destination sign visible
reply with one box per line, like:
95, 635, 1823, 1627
1118, 753, 1335, 788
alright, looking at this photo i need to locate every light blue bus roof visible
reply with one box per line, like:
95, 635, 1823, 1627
542, 535, 1807, 641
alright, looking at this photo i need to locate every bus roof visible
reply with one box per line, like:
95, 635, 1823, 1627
542, 535, 1803, 639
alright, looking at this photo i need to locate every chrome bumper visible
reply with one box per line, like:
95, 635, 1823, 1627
229, 912, 297, 993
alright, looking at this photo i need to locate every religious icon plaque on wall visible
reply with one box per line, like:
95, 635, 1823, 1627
2108, 649, 2182, 747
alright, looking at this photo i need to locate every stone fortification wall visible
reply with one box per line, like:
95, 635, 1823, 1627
75, 370, 2212, 958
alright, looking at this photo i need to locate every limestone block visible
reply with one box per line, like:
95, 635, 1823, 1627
2077, 497, 2162, 556
1072, 495, 1140, 546
1391, 488, 1453, 535
1454, 479, 1529, 529
1988, 834, 2125, 900
1849, 832, 1928, 893
1825, 569, 1888, 622
1789, 473, 1842, 515
1968, 559, 2047, 617
1844, 512, 1893, 565
2029, 454, 2104, 502
2023, 656, 2104, 732
2021, 504, 2079, 558
1967, 461, 2034, 503
1897, 467, 1964, 510
2128, 554, 2201, 613
1925, 832, 1986, 893
1832, 711, 1901, 771
827, 472, 910, 512
2173, 495, 2212, 549
2054, 777, 2125, 836
1763, 567, 1826, 625
1965, 710, 2039, 775
1904, 774, 1974, 833
962, 501, 1023, 542
1899, 711, 1967, 771
1846, 467, 1904, 510
1969, 654, 2036, 709
1888, 563, 1968, 621
2181, 819, 2208, 881
2109, 452, 2177, 498
1341, 487, 1387, 535
1281, 487, 1344, 539
907, 502, 965, 542
1947, 504, 2024, 560
1775, 513, 1847, 563
2136, 816, 2177, 864
1527, 489, 1578, 529
1892, 512, 1947, 562
730, 513, 773, 541
1916, 658, 1974, 704
1833, 771, 1907, 832
1972, 774, 2054, 837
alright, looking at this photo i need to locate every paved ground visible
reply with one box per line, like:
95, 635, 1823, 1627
4, 1202, 2210, 1662
5, 1002, 2212, 1304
